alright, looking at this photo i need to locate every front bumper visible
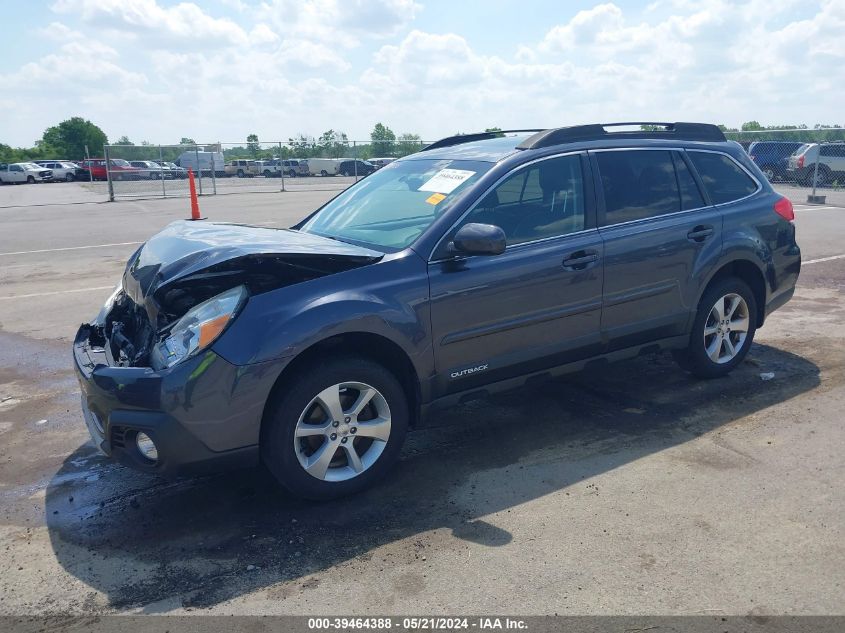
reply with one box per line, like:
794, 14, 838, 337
73, 323, 280, 477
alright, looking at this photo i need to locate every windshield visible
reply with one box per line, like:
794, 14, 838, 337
300, 158, 492, 250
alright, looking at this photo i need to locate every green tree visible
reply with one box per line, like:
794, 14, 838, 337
246, 133, 260, 157
40, 117, 107, 159
318, 129, 349, 158
288, 134, 317, 158
370, 123, 396, 155
180, 137, 196, 145
115, 135, 133, 145
396, 132, 422, 156
740, 121, 764, 131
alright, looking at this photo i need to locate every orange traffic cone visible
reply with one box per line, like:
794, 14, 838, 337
187, 169, 205, 220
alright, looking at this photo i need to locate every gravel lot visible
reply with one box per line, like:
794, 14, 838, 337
0, 184, 843, 617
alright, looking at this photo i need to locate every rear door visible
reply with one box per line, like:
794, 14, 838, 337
428, 153, 604, 396
820, 143, 845, 177
591, 148, 722, 349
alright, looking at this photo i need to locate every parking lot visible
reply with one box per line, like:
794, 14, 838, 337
0, 183, 843, 615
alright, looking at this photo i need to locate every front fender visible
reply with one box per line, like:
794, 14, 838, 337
212, 253, 432, 372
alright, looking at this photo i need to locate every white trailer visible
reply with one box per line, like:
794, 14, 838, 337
176, 150, 225, 177
305, 158, 343, 176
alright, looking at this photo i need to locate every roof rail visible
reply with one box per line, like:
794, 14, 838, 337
516, 122, 726, 150
421, 129, 544, 152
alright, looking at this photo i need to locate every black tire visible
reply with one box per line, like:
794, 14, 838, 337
674, 277, 757, 379
320, 170, 328, 177
261, 356, 409, 500
287, 170, 296, 178
65, 173, 75, 182
237, 169, 245, 178
26, 176, 35, 184
263, 170, 272, 178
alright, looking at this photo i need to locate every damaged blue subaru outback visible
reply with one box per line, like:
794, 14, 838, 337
74, 123, 801, 499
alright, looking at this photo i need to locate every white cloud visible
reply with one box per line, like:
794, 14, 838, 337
51, 0, 250, 45
2, 0, 843, 147
256, 0, 421, 47
36, 21, 85, 41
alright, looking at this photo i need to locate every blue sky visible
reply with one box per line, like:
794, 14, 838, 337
0, 0, 842, 147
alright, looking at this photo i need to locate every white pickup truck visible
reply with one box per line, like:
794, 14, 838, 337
0, 162, 53, 184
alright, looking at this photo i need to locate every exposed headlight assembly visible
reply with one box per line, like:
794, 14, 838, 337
151, 285, 247, 369
94, 284, 123, 325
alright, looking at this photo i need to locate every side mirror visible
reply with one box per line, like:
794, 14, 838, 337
449, 223, 507, 256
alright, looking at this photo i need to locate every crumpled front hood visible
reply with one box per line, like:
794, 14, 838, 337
122, 220, 383, 324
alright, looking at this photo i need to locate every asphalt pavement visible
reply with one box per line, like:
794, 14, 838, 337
0, 184, 842, 617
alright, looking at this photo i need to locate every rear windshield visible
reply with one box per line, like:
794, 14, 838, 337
300, 158, 493, 250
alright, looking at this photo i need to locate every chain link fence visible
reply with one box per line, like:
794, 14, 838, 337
99, 129, 845, 205
102, 144, 222, 200
723, 128, 845, 204
101, 139, 431, 201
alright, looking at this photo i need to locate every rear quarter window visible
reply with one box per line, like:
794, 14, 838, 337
688, 151, 758, 205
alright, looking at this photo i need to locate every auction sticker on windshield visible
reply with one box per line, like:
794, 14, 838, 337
419, 169, 476, 194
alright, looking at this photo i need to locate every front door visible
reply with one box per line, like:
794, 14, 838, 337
428, 153, 604, 397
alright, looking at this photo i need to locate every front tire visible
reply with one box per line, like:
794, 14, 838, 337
261, 357, 409, 499
26, 176, 35, 184
674, 278, 757, 379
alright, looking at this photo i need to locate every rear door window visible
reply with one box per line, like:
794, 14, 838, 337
688, 151, 758, 205
595, 150, 681, 225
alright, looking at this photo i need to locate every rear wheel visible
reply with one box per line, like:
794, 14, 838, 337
261, 357, 408, 499
674, 278, 757, 379
237, 169, 245, 178
320, 170, 328, 177
288, 170, 296, 178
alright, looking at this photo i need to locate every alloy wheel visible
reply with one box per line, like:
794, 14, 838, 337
703, 293, 750, 364
293, 382, 391, 482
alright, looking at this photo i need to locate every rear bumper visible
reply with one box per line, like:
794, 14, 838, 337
73, 323, 282, 477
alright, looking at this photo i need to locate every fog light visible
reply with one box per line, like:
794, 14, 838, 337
135, 432, 158, 462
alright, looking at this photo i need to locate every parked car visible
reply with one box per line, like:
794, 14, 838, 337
369, 157, 396, 169
73, 122, 800, 499
787, 142, 845, 186
0, 162, 53, 184
261, 159, 308, 178
129, 161, 173, 180
338, 160, 376, 177
78, 159, 143, 181
176, 151, 225, 177
224, 159, 259, 178
161, 162, 188, 179
747, 141, 803, 181
35, 160, 90, 182
306, 158, 343, 176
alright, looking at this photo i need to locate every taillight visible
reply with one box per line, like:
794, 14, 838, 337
797, 155, 805, 168
774, 196, 794, 222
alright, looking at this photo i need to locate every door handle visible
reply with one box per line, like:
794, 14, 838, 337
562, 250, 599, 270
687, 225, 714, 242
